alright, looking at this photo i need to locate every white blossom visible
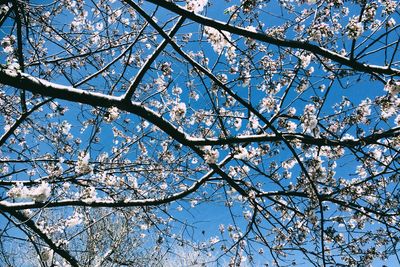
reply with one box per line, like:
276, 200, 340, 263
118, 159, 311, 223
248, 115, 259, 129
204, 26, 236, 63
308, 23, 332, 41
203, 146, 219, 164
75, 152, 92, 174
234, 117, 242, 130
65, 212, 82, 227
170, 102, 187, 121
30, 182, 52, 202
386, 18, 396, 27
296, 52, 312, 68
81, 186, 97, 203
301, 104, 318, 133
186, 0, 208, 13
346, 17, 363, 39
7, 59, 20, 71
224, 5, 238, 20
209, 236, 220, 245
288, 107, 296, 116
243, 210, 252, 220
8, 181, 51, 202
234, 146, 249, 160
286, 121, 297, 133
1, 35, 15, 53
190, 199, 198, 207
104, 106, 120, 123
41, 248, 54, 266
395, 114, 400, 126
282, 159, 296, 170
95, 22, 104, 31
260, 96, 276, 113
384, 79, 400, 95
61, 121, 72, 135
355, 99, 371, 123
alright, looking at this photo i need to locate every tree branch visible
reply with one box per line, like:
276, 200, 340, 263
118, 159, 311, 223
142, 0, 400, 76
123, 17, 185, 100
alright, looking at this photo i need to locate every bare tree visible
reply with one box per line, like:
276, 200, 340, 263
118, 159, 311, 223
0, 0, 400, 266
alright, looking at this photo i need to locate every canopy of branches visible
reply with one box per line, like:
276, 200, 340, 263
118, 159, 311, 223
0, 0, 400, 266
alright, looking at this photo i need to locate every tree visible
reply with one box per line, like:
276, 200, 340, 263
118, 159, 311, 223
0, 0, 399, 266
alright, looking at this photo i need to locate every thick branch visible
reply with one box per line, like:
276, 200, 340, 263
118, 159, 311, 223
0, 166, 215, 210
142, 0, 400, 76
187, 128, 400, 147
0, 68, 189, 146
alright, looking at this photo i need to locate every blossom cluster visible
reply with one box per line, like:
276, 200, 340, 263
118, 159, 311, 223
170, 102, 187, 122
355, 98, 371, 124
203, 146, 219, 164
346, 16, 363, 39
7, 181, 51, 202
259, 95, 276, 113
186, 0, 208, 13
308, 23, 333, 42
1, 35, 15, 53
384, 79, 400, 95
301, 104, 318, 134
75, 152, 92, 174
204, 26, 236, 63
104, 106, 120, 123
